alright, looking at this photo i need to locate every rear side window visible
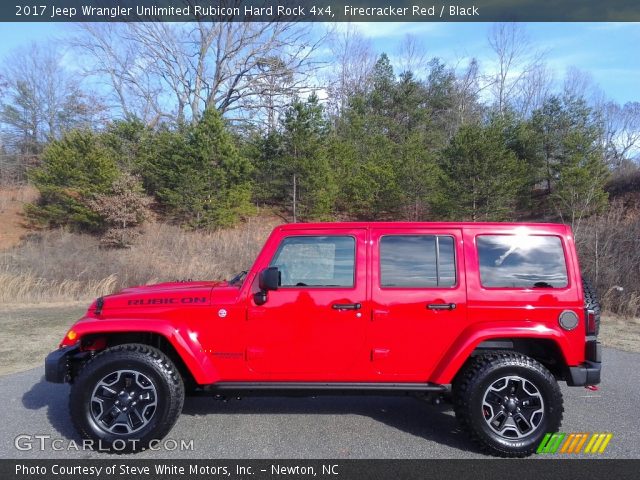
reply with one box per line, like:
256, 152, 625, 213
477, 235, 568, 288
380, 235, 456, 287
270, 236, 355, 287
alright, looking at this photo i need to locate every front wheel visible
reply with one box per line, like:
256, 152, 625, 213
453, 352, 563, 457
70, 344, 184, 452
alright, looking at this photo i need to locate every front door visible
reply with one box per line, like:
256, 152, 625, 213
246, 229, 368, 378
369, 228, 467, 379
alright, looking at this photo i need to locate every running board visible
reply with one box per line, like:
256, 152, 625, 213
197, 382, 447, 397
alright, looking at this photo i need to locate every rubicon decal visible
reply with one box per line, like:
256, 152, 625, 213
127, 297, 207, 305
537, 432, 613, 454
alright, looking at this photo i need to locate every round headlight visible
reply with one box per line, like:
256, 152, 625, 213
559, 310, 579, 331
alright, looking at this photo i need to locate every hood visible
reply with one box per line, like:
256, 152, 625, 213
119, 280, 228, 294
90, 280, 236, 312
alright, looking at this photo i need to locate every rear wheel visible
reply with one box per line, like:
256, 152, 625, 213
453, 352, 563, 457
70, 343, 184, 452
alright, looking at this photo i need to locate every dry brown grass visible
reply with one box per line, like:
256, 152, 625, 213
0, 303, 87, 375
599, 314, 640, 352
0, 216, 280, 304
0, 185, 38, 249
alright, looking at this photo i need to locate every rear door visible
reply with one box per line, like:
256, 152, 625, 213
369, 227, 467, 379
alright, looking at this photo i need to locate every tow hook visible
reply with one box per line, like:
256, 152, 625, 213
585, 385, 599, 391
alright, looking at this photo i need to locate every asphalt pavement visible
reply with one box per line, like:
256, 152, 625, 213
1, 347, 638, 459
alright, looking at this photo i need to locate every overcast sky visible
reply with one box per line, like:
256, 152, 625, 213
1, 22, 638, 104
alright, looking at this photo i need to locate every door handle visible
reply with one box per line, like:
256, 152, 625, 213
427, 303, 456, 311
332, 303, 361, 310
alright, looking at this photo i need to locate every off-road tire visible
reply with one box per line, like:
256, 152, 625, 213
583, 278, 601, 335
70, 343, 184, 453
452, 352, 563, 457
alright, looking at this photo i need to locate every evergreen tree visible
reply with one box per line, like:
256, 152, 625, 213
249, 130, 286, 207
439, 122, 526, 221
27, 129, 119, 231
279, 94, 336, 220
530, 95, 609, 229
332, 94, 400, 219
141, 108, 253, 229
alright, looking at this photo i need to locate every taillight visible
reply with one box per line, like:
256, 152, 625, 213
585, 309, 597, 335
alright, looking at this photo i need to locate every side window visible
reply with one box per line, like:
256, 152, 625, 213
477, 235, 568, 288
380, 235, 456, 287
270, 236, 355, 287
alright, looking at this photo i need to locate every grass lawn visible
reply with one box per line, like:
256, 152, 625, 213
0, 303, 86, 375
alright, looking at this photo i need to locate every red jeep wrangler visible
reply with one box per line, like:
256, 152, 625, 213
45, 222, 601, 457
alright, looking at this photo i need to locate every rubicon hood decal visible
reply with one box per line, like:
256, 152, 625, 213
127, 296, 208, 306
92, 280, 242, 312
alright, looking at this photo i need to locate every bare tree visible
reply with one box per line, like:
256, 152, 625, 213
0, 43, 101, 146
562, 67, 603, 103
252, 56, 296, 132
396, 34, 428, 78
453, 58, 483, 126
0, 42, 106, 181
513, 62, 554, 118
600, 101, 640, 167
74, 23, 163, 124
76, 17, 324, 126
324, 24, 377, 117
487, 23, 545, 116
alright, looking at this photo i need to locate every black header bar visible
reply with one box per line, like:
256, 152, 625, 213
4, 0, 640, 22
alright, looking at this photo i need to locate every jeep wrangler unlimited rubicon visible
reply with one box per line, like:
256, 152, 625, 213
45, 222, 602, 457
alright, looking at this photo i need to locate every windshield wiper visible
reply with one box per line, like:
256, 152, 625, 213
229, 270, 248, 285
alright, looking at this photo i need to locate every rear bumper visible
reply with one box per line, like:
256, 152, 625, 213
45, 345, 79, 383
566, 361, 601, 386
566, 340, 602, 386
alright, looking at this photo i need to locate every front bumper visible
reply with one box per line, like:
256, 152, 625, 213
566, 340, 602, 386
45, 345, 79, 383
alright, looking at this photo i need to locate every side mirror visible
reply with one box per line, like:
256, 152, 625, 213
259, 266, 280, 292
254, 267, 280, 306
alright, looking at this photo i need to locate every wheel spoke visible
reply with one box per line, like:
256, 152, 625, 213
94, 385, 117, 400
484, 390, 503, 407
127, 408, 144, 430
90, 369, 158, 435
491, 411, 508, 431
513, 413, 532, 434
519, 396, 542, 412
98, 405, 120, 426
